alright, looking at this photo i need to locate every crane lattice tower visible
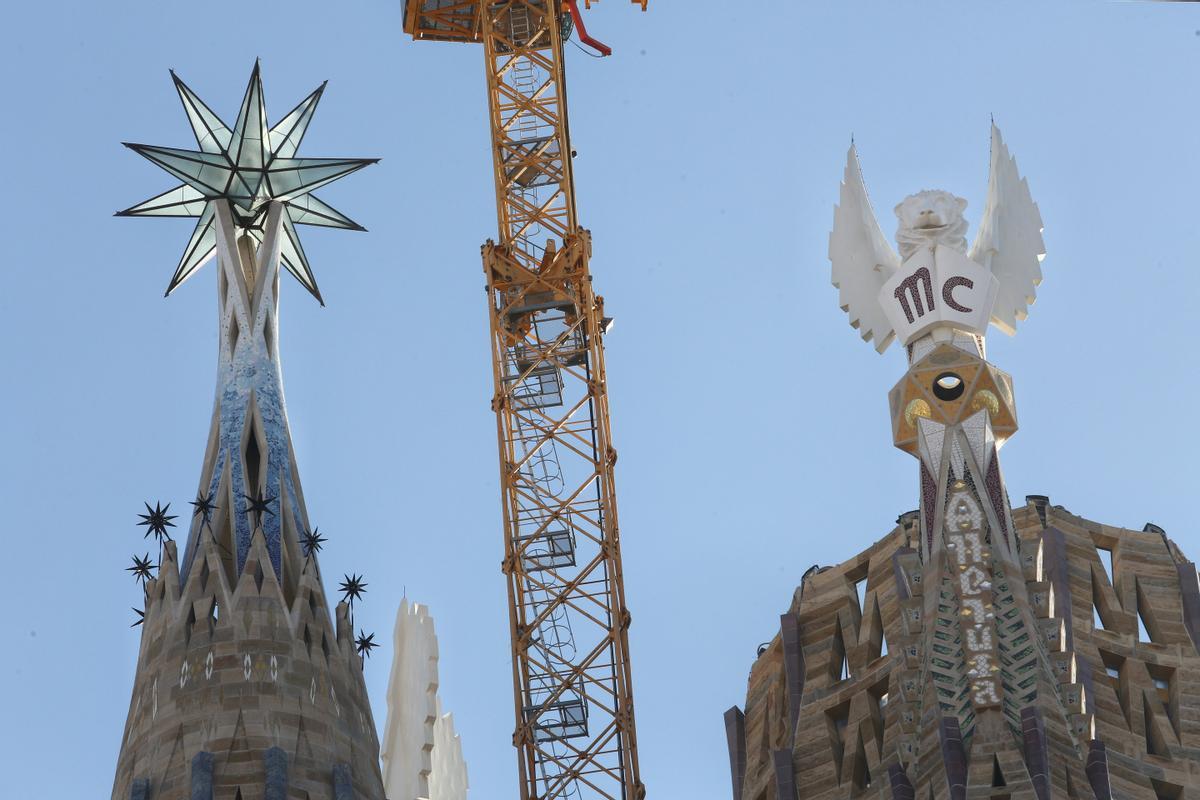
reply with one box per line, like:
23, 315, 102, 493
403, 2, 647, 798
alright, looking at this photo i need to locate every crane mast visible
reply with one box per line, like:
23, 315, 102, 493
403, 2, 646, 799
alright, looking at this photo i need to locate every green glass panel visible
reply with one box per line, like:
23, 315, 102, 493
172, 71, 232, 154
285, 194, 362, 230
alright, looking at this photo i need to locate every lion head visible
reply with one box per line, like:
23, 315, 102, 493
894, 190, 969, 259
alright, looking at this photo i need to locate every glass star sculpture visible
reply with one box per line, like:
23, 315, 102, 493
118, 61, 377, 305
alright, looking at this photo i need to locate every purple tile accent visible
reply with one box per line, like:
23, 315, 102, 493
773, 749, 796, 800
1043, 526, 1098, 715
724, 706, 747, 800
1176, 562, 1200, 656
938, 716, 967, 800
920, 462, 937, 558
1076, 653, 1097, 718
887, 764, 915, 800
1020, 707, 1051, 800
984, 447, 1009, 546
1085, 740, 1113, 800
1042, 528, 1074, 649
129, 778, 150, 800
780, 613, 805, 745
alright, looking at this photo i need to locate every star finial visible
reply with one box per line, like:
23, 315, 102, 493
190, 490, 217, 528
355, 630, 378, 658
339, 573, 367, 607
242, 490, 276, 529
126, 553, 157, 585
300, 526, 327, 558
138, 501, 177, 543
118, 62, 377, 305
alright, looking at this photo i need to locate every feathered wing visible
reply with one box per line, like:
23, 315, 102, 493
969, 124, 1046, 336
829, 144, 902, 352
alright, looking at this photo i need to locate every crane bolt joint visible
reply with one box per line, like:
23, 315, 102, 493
615, 705, 635, 730
512, 725, 532, 747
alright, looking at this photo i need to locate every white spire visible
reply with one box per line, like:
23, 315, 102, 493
382, 599, 469, 800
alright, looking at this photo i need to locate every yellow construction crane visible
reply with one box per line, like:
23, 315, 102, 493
402, 2, 647, 799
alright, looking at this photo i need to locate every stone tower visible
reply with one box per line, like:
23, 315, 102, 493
726, 504, 1200, 800
723, 129, 1200, 799
112, 64, 384, 800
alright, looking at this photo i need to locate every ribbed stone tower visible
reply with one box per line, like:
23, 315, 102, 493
112, 64, 385, 800
724, 129, 1200, 799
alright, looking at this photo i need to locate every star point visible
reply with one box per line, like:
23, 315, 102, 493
242, 490, 276, 529
355, 629, 378, 658
126, 553, 157, 585
300, 527, 327, 558
339, 573, 367, 606
138, 501, 177, 543
191, 490, 218, 527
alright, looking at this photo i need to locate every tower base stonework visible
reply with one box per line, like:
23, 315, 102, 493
113, 529, 385, 800
725, 498, 1200, 800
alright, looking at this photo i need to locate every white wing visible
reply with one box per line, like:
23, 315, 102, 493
969, 124, 1046, 336
829, 144, 901, 353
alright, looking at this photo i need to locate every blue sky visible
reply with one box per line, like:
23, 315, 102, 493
1, 1, 1198, 797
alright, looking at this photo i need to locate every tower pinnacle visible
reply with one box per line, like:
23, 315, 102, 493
117, 61, 376, 305
118, 63, 376, 584
727, 126, 1200, 800
113, 65, 383, 800
830, 123, 1048, 761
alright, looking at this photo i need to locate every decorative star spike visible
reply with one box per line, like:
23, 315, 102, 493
138, 501, 177, 542
355, 630, 378, 659
131, 607, 146, 627
242, 490, 276, 530
300, 526, 327, 558
117, 61, 377, 305
339, 573, 367, 606
126, 553, 157, 585
190, 490, 217, 528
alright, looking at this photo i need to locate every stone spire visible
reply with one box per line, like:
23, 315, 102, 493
112, 65, 383, 800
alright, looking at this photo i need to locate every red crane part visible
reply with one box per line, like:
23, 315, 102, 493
566, 0, 613, 56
